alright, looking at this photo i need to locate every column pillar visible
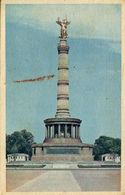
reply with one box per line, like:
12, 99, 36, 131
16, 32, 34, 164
52, 125, 54, 138
75, 126, 77, 138
64, 124, 67, 138
45, 125, 47, 138
58, 124, 61, 138
71, 125, 73, 138
46, 126, 48, 138
78, 126, 80, 138
47, 126, 49, 138
76, 126, 78, 138
50, 125, 52, 138
72, 125, 75, 138
50, 126, 53, 138
48, 126, 49, 138
49, 126, 51, 138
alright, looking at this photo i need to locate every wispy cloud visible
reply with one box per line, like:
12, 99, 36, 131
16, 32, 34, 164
6, 4, 121, 41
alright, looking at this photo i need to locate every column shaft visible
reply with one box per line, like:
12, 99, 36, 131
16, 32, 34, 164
76, 126, 78, 138
75, 126, 77, 138
52, 125, 54, 138
47, 126, 49, 138
45, 125, 47, 138
58, 124, 61, 137
55, 40, 70, 118
65, 124, 67, 138
78, 126, 80, 137
71, 125, 73, 138
49, 126, 51, 138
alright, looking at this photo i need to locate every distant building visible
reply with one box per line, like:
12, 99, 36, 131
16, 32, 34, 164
7, 153, 29, 163
101, 153, 120, 163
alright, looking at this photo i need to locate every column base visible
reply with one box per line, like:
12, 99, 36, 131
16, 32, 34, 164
55, 113, 71, 118
55, 110, 70, 118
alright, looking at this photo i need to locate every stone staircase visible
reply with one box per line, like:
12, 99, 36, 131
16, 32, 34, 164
32, 154, 93, 162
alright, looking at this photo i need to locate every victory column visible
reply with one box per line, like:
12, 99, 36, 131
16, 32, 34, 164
32, 18, 93, 161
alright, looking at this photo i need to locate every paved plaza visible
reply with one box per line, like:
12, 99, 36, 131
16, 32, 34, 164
6, 169, 120, 192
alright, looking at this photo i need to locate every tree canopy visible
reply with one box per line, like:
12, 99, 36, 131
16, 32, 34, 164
6, 129, 34, 159
93, 136, 121, 160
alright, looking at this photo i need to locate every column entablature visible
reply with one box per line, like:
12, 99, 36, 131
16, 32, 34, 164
44, 117, 81, 125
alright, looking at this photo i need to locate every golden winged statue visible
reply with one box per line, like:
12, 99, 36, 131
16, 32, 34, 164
56, 17, 70, 39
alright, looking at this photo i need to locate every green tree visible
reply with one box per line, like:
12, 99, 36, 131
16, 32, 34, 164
6, 129, 34, 159
93, 136, 121, 160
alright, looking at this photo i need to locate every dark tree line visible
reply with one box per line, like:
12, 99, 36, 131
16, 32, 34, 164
93, 136, 121, 160
6, 129, 121, 161
6, 129, 34, 159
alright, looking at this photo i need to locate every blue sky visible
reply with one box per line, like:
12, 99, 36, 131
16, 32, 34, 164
6, 4, 121, 144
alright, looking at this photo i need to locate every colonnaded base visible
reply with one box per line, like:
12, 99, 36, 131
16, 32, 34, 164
32, 118, 93, 162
